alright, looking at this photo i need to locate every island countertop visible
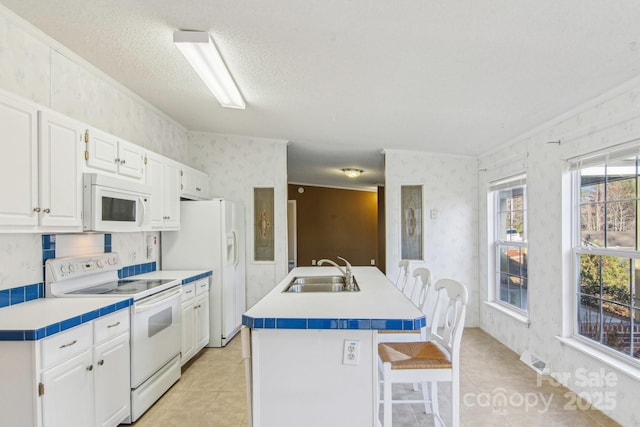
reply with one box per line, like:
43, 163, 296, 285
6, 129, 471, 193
242, 266, 425, 330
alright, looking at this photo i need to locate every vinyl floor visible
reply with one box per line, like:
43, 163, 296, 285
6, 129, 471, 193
128, 328, 620, 427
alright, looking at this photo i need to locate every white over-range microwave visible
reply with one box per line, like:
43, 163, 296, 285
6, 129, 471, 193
83, 173, 152, 232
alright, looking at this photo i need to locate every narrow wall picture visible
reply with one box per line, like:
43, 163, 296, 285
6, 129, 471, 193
400, 185, 423, 260
254, 187, 275, 261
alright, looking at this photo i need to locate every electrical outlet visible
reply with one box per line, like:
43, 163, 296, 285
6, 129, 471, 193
370, 259, 375, 265
312, 259, 316, 265
430, 208, 439, 220
343, 340, 360, 365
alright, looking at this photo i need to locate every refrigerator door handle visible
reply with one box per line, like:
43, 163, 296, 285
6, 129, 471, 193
232, 230, 239, 268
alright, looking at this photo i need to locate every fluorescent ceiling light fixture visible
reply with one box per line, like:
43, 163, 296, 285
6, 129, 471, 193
173, 30, 246, 109
342, 168, 364, 178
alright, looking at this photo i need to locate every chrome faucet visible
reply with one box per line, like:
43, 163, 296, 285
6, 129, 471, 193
317, 256, 355, 291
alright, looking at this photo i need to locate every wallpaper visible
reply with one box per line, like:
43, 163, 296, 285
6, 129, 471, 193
478, 77, 640, 427
188, 132, 289, 307
0, 10, 50, 105
385, 150, 479, 327
0, 6, 180, 291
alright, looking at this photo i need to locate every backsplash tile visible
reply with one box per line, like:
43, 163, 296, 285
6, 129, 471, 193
0, 233, 157, 309
0, 282, 45, 309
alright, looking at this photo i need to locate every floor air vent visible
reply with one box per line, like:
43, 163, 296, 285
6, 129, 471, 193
520, 350, 550, 375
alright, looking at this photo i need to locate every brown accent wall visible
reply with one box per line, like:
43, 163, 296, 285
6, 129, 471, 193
288, 185, 378, 267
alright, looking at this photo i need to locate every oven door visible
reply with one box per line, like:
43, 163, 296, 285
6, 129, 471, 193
130, 285, 182, 388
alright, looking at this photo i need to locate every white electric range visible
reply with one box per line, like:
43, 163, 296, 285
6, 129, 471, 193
45, 252, 183, 423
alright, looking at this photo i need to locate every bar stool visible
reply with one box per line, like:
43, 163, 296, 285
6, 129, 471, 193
395, 260, 410, 291
378, 279, 468, 427
378, 267, 433, 343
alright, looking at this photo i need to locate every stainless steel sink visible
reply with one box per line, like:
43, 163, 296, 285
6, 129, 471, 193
283, 275, 360, 292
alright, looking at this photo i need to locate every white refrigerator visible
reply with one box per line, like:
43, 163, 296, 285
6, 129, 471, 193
162, 199, 246, 347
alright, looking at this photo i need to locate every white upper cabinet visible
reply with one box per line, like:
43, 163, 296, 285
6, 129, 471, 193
38, 110, 84, 229
180, 165, 211, 200
0, 91, 39, 228
0, 92, 83, 232
85, 127, 144, 180
145, 151, 180, 230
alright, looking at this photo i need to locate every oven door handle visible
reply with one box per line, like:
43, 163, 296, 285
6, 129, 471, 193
134, 286, 182, 313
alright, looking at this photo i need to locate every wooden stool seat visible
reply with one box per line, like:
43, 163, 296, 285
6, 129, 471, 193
378, 341, 452, 370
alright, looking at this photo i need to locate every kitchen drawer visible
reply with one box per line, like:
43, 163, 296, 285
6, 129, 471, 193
94, 309, 130, 344
195, 278, 209, 296
182, 283, 195, 302
41, 323, 92, 370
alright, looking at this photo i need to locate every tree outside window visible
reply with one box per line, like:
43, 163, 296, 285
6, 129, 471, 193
576, 157, 640, 360
493, 181, 527, 312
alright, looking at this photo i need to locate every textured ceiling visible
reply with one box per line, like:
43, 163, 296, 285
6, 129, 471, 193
3, 0, 640, 189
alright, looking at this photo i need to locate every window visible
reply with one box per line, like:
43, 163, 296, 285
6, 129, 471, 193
491, 176, 527, 312
574, 153, 640, 361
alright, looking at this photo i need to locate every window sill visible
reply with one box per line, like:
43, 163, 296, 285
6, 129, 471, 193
483, 301, 530, 325
555, 336, 640, 382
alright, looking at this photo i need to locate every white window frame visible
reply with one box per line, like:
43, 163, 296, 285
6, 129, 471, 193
570, 144, 640, 366
490, 174, 528, 316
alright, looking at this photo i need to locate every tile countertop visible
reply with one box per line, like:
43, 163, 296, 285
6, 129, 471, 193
242, 266, 426, 330
131, 270, 212, 284
0, 297, 132, 341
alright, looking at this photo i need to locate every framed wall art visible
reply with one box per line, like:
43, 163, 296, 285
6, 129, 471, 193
254, 187, 275, 261
400, 185, 423, 260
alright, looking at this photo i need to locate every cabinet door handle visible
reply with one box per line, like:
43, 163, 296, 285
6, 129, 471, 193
114, 158, 120, 163
97, 360, 104, 366
120, 159, 126, 165
33, 207, 41, 212
43, 208, 51, 214
59, 339, 77, 349
107, 321, 121, 328
86, 365, 93, 371
196, 187, 201, 192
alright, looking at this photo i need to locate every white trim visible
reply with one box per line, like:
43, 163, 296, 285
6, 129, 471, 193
555, 336, 640, 382
479, 73, 640, 159
382, 147, 476, 160
287, 182, 378, 193
483, 301, 530, 325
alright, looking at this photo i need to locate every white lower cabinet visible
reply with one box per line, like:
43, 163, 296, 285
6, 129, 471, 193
41, 347, 94, 427
94, 332, 130, 427
0, 310, 130, 427
181, 283, 197, 365
42, 310, 130, 427
195, 291, 210, 350
181, 278, 210, 365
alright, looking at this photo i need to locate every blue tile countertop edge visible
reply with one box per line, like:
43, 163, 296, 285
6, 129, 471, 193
242, 314, 426, 330
181, 271, 213, 284
0, 299, 133, 341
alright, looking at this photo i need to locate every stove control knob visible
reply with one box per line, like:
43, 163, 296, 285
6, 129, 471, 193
96, 259, 104, 268
68, 264, 76, 273
60, 264, 68, 274
111, 257, 119, 266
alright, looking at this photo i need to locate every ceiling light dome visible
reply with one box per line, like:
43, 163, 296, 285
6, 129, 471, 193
342, 168, 363, 178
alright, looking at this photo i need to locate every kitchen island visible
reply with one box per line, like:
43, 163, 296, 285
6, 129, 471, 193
242, 266, 425, 427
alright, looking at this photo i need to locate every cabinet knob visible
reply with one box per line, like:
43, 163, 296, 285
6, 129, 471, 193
33, 207, 41, 213
114, 158, 120, 163
120, 159, 126, 165
43, 208, 51, 214
196, 187, 201, 192
97, 360, 104, 366
86, 365, 93, 371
